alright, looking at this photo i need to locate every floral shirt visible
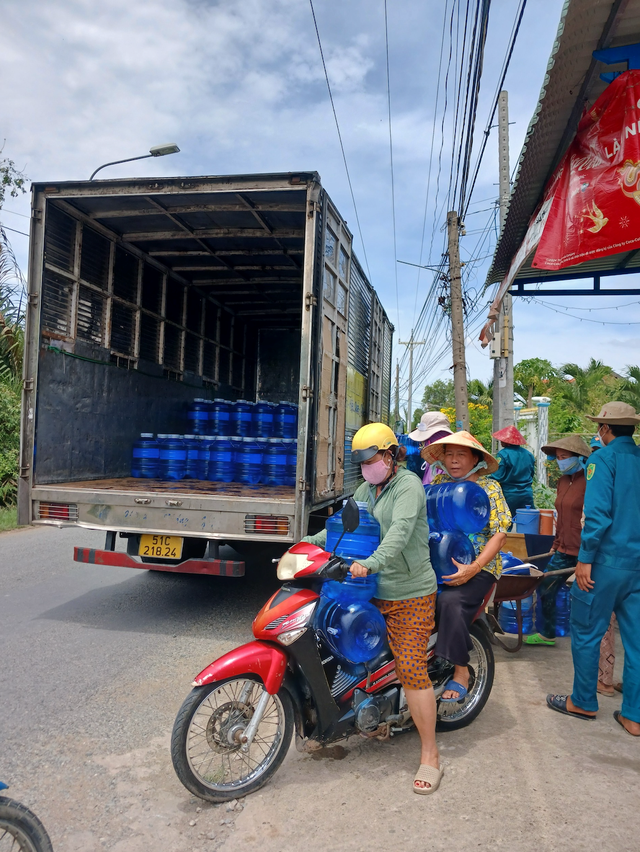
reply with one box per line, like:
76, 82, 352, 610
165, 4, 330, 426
431, 473, 512, 578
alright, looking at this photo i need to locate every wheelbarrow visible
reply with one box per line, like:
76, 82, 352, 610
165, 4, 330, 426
487, 564, 576, 652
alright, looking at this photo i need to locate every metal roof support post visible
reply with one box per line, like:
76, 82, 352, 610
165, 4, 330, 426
492, 91, 515, 442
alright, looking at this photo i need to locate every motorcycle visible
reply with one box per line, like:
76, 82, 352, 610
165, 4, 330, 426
0, 782, 53, 852
171, 498, 496, 803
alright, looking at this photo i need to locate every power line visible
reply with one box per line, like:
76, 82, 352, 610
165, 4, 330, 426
0, 223, 29, 237
383, 0, 401, 337
308, 0, 372, 281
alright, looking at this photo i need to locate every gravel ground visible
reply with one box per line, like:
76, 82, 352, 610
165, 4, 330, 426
1, 525, 639, 852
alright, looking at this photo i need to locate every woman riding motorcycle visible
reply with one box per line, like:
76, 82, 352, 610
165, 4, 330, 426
304, 423, 443, 794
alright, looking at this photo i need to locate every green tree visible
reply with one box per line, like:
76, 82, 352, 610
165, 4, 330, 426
421, 379, 455, 410
0, 150, 27, 210
467, 377, 493, 407
620, 365, 640, 410
558, 359, 614, 412
514, 358, 557, 407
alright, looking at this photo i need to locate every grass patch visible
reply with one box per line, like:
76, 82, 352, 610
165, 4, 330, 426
0, 505, 19, 532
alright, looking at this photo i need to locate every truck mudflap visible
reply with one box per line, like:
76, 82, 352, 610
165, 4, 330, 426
73, 547, 245, 577
192, 641, 288, 694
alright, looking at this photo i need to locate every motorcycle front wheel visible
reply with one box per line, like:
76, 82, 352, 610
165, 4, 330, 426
436, 622, 495, 732
0, 797, 54, 852
171, 675, 294, 803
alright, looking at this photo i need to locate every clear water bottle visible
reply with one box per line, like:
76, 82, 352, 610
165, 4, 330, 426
187, 398, 210, 436
208, 436, 235, 482
275, 401, 298, 439
131, 433, 159, 478
499, 595, 535, 634
262, 438, 288, 486
158, 435, 187, 481
428, 529, 476, 583
325, 501, 381, 562
425, 481, 490, 534
231, 400, 254, 437
282, 438, 297, 486
316, 597, 387, 664
235, 437, 263, 484
209, 399, 231, 436
253, 401, 275, 438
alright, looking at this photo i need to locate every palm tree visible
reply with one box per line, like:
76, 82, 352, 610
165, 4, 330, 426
0, 230, 25, 391
621, 365, 640, 411
558, 359, 612, 412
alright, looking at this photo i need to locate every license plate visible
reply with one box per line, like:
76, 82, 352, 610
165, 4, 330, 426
139, 534, 184, 559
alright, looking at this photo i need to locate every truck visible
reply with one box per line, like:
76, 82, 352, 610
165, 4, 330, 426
18, 172, 393, 576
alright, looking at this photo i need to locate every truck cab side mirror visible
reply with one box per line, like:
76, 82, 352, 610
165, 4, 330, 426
341, 497, 360, 533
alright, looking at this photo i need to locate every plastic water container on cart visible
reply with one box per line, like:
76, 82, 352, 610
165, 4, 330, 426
131, 434, 159, 478
262, 438, 288, 486
282, 439, 297, 486
535, 581, 572, 637
501, 552, 527, 573
425, 481, 490, 534
234, 437, 263, 484
514, 506, 540, 535
498, 595, 535, 634
231, 400, 254, 438
158, 435, 187, 481
428, 530, 476, 583
207, 436, 235, 482
187, 399, 210, 436
275, 402, 298, 439
209, 399, 231, 436
325, 501, 381, 563
397, 433, 424, 478
252, 402, 275, 438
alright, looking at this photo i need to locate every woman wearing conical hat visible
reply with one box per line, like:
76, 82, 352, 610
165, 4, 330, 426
489, 425, 535, 517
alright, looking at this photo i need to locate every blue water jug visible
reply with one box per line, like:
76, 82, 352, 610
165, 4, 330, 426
282, 438, 297, 487
397, 433, 424, 478
207, 436, 235, 482
209, 399, 231, 436
158, 435, 187, 481
425, 481, 490, 534
235, 437, 263, 484
231, 400, 254, 437
315, 597, 387, 664
535, 582, 572, 637
498, 595, 535, 634
428, 530, 476, 583
187, 398, 210, 436
131, 433, 159, 478
514, 506, 540, 534
275, 401, 298, 439
262, 438, 288, 486
325, 501, 381, 563
501, 552, 526, 573
183, 434, 204, 479
253, 401, 275, 438
322, 572, 379, 604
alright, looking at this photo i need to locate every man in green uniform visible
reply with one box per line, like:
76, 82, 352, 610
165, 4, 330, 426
546, 402, 640, 736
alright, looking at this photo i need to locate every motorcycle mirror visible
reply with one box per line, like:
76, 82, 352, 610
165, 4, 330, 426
341, 497, 360, 533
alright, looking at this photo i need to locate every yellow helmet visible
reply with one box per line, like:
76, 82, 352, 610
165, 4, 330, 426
351, 423, 398, 464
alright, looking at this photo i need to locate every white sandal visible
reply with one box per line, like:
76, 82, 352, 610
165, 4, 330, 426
413, 763, 444, 795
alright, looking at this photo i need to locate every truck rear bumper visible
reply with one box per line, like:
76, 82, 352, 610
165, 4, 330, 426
73, 546, 245, 576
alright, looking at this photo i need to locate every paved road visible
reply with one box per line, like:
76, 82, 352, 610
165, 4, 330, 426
1, 525, 639, 852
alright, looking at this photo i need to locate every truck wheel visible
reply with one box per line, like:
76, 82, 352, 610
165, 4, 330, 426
171, 676, 294, 803
436, 622, 495, 732
0, 796, 54, 852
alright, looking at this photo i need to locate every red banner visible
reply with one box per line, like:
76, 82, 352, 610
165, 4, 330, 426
533, 70, 640, 270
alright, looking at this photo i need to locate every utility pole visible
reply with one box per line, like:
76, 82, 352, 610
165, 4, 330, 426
447, 211, 469, 431
398, 335, 425, 431
394, 360, 400, 429
492, 90, 514, 438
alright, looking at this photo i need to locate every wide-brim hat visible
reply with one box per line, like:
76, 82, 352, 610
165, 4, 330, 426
408, 411, 453, 443
541, 435, 591, 458
421, 430, 500, 474
585, 401, 640, 425
492, 425, 527, 446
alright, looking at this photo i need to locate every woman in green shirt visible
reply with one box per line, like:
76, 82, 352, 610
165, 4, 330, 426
305, 423, 441, 794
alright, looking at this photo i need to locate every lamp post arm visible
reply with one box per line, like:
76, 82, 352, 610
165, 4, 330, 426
90, 153, 153, 181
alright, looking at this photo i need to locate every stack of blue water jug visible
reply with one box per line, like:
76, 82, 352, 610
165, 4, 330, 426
424, 481, 491, 583
130, 398, 298, 485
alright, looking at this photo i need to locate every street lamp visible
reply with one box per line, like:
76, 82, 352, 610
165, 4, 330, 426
89, 143, 181, 180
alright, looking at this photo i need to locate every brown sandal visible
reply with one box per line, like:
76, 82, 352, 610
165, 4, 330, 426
597, 681, 615, 697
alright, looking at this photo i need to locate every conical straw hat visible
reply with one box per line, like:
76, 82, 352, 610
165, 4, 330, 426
541, 435, 591, 457
421, 430, 499, 474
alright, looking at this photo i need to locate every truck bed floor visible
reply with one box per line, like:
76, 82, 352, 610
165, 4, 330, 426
39, 478, 296, 500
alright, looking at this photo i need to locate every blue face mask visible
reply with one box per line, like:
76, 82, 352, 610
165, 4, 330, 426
557, 456, 582, 475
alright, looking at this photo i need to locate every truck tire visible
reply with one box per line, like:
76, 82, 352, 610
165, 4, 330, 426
171, 676, 294, 803
436, 622, 495, 732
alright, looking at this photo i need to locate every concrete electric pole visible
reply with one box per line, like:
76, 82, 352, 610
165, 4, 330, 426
398, 335, 425, 431
492, 90, 514, 437
447, 211, 470, 431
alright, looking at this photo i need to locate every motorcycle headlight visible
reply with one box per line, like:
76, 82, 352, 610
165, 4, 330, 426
277, 551, 314, 580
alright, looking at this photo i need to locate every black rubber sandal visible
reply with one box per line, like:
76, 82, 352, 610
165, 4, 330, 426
614, 710, 640, 737
546, 694, 596, 720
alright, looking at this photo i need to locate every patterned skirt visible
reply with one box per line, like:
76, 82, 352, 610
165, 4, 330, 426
374, 594, 437, 690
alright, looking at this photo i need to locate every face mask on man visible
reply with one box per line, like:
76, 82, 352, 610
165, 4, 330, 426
361, 456, 392, 485
557, 456, 582, 475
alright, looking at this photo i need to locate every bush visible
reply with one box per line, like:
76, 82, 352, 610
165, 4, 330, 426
0, 382, 20, 506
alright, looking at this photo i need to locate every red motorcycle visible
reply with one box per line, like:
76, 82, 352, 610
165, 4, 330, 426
171, 499, 495, 803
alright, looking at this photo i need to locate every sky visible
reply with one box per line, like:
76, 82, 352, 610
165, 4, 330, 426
3, 0, 639, 411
